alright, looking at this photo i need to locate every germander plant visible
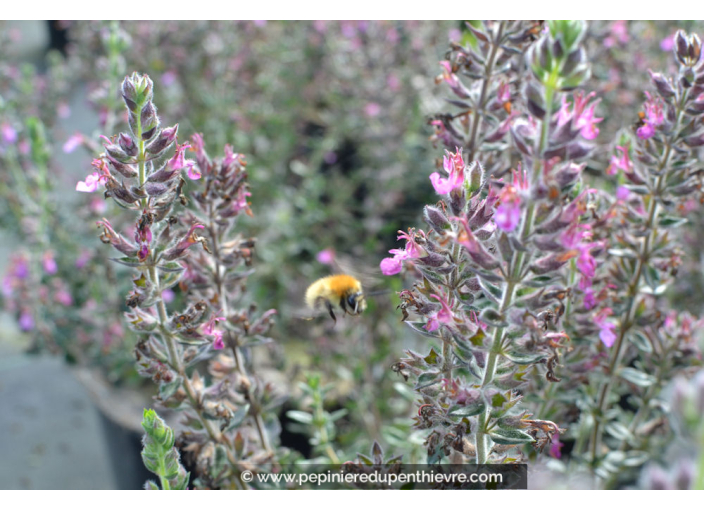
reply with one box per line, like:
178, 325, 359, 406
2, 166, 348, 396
383, 20, 703, 488
82, 72, 283, 489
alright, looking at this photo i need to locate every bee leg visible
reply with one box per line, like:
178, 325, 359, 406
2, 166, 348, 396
326, 303, 337, 324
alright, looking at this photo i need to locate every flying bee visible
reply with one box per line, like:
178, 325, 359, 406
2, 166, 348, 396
305, 274, 367, 324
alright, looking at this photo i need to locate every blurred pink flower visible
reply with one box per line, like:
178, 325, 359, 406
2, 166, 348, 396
316, 248, 335, 266
63, 133, 83, 154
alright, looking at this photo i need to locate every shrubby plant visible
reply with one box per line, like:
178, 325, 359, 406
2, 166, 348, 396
383, 20, 704, 488
3, 20, 704, 490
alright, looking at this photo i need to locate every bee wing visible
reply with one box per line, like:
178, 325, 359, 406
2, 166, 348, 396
332, 255, 384, 290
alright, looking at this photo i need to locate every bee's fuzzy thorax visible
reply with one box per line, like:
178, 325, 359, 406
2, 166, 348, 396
305, 274, 364, 311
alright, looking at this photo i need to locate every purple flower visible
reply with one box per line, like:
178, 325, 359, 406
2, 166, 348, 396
75, 250, 92, 269
19, 311, 34, 331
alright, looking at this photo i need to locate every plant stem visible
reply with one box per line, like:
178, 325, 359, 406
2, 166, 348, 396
467, 21, 505, 162
587, 89, 686, 466
474, 81, 554, 464
207, 203, 273, 455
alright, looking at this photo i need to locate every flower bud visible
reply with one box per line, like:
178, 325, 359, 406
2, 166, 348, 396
121, 72, 154, 112
424, 205, 450, 233
146, 124, 179, 157
649, 70, 676, 99
118, 132, 138, 157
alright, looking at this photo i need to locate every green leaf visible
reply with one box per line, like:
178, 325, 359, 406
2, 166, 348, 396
157, 261, 186, 273
415, 371, 441, 390
480, 308, 508, 328
158, 376, 183, 401
619, 367, 656, 387
110, 256, 144, 268
659, 216, 688, 228
224, 404, 250, 432
448, 400, 486, 417
489, 428, 535, 445
424, 348, 440, 365
286, 410, 313, 424
403, 321, 441, 339
503, 351, 548, 365
628, 330, 652, 353
605, 422, 633, 442
468, 328, 486, 347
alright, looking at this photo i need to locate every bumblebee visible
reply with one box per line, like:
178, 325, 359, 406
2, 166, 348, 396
305, 274, 367, 323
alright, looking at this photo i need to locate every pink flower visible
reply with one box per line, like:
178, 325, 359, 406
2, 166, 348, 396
380, 256, 403, 275
583, 286, 597, 310
19, 311, 34, 331
161, 70, 177, 87
57, 102, 71, 119
76, 172, 103, 192
549, 432, 564, 459
75, 250, 92, 269
495, 167, 528, 232
603, 20, 628, 48
396, 230, 423, 259
425, 293, 454, 331
1, 123, 17, 144
170, 143, 200, 180
661, 34, 675, 52
63, 133, 83, 154
430, 147, 465, 195
606, 145, 632, 176
497, 81, 511, 104
161, 288, 175, 303
636, 92, 664, 140
203, 314, 226, 350
557, 91, 603, 140
438, 61, 469, 98
594, 308, 617, 347
55, 289, 73, 307
364, 102, 381, 118
616, 186, 630, 202
380, 229, 425, 275
76, 158, 111, 193
495, 199, 521, 232
43, 251, 58, 275
316, 248, 335, 266
387, 74, 401, 92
